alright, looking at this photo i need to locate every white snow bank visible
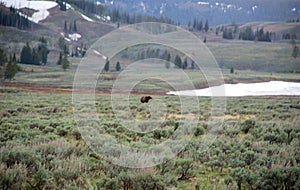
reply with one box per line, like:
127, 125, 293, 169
167, 81, 300, 97
1, 0, 57, 23
93, 50, 107, 60
198, 1, 209, 5
68, 33, 81, 41
81, 13, 94, 22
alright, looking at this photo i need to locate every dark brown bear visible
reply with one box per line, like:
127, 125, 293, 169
140, 96, 152, 103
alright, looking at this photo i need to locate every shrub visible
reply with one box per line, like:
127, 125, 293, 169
194, 126, 205, 136
241, 119, 256, 134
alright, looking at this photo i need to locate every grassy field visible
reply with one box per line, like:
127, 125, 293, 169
0, 89, 299, 189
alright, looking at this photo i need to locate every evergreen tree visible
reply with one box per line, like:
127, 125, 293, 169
69, 22, 72, 34
32, 48, 40, 65
104, 58, 109, 72
292, 45, 299, 58
58, 0, 67, 11
73, 20, 77, 32
197, 19, 203, 31
193, 18, 197, 29
230, 67, 234, 74
20, 42, 32, 64
167, 53, 171, 62
191, 60, 195, 70
64, 20, 68, 34
116, 61, 121, 71
61, 54, 70, 71
81, 45, 87, 57
4, 60, 19, 81
239, 26, 254, 41
183, 57, 188, 69
12, 53, 16, 63
57, 52, 63, 65
37, 37, 49, 64
174, 55, 182, 68
204, 19, 209, 32
0, 47, 7, 66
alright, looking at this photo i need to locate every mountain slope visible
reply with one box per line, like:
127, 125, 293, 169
99, 0, 300, 25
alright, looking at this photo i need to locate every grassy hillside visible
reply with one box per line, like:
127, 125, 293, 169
0, 3, 115, 66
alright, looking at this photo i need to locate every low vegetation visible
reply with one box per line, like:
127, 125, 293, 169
0, 90, 299, 189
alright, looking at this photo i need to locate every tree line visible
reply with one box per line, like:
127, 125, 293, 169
222, 25, 273, 42
0, 3, 30, 30
188, 18, 210, 32
58, 0, 174, 25
20, 37, 49, 65
64, 20, 77, 34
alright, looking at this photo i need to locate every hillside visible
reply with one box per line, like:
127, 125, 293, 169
0, 0, 299, 78
0, 0, 115, 66
100, 0, 300, 26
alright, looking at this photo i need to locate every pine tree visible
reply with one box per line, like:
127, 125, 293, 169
20, 42, 32, 64
38, 38, 49, 64
191, 60, 195, 70
0, 47, 7, 66
12, 53, 16, 63
167, 53, 171, 62
57, 52, 63, 65
32, 48, 40, 65
204, 19, 209, 32
292, 45, 299, 58
198, 19, 203, 31
69, 22, 72, 34
73, 20, 77, 32
61, 54, 70, 71
174, 55, 182, 68
64, 20, 68, 34
4, 60, 19, 81
104, 59, 110, 72
116, 61, 121, 71
193, 18, 197, 30
183, 57, 188, 69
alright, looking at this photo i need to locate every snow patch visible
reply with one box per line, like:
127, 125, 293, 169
96, 1, 103, 6
0, 0, 57, 23
66, 3, 72, 10
68, 33, 81, 41
167, 81, 300, 97
93, 50, 107, 60
160, 3, 166, 14
140, 1, 146, 12
64, 37, 71, 42
252, 5, 258, 12
198, 1, 209, 5
80, 13, 94, 22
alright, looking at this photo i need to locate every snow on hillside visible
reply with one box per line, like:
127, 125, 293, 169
68, 33, 82, 41
80, 13, 94, 22
0, 0, 57, 23
167, 81, 300, 97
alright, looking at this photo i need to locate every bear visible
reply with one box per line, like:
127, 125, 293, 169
140, 96, 152, 103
